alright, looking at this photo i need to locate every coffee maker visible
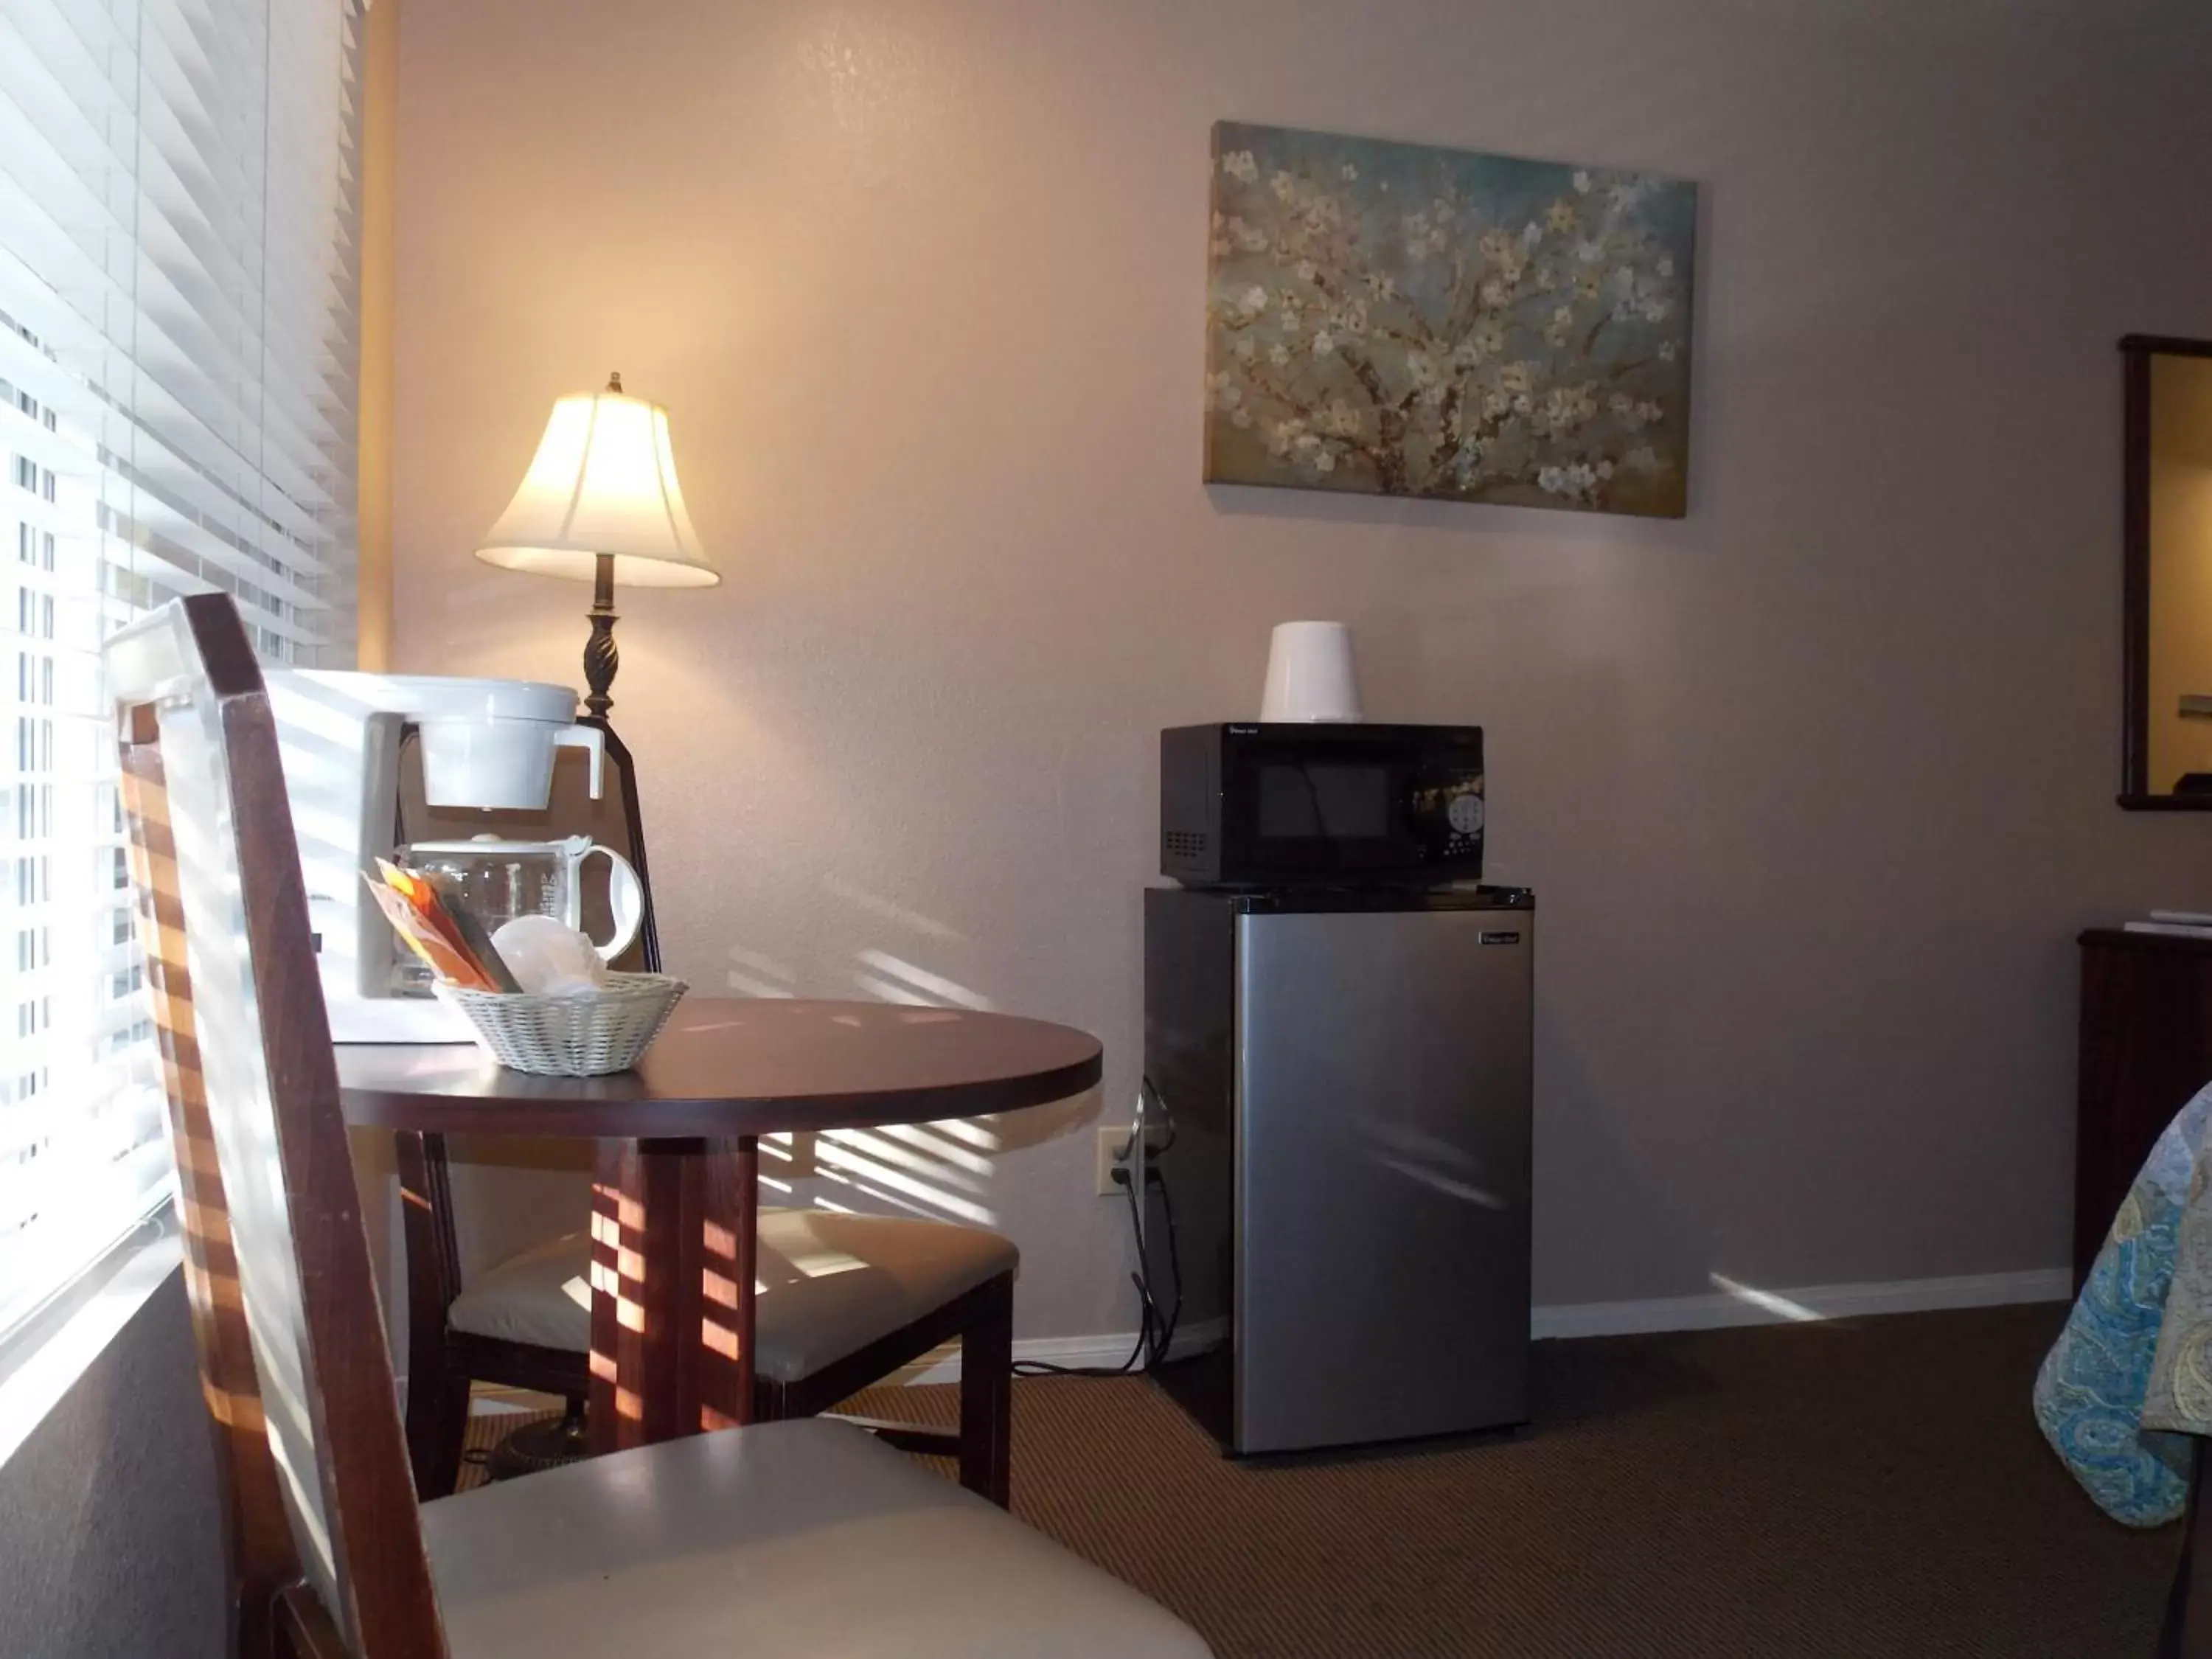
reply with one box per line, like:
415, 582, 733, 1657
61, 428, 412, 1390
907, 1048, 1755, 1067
265, 669, 608, 1041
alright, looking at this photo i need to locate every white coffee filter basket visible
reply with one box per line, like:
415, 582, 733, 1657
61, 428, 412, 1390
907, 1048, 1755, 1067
434, 973, 688, 1077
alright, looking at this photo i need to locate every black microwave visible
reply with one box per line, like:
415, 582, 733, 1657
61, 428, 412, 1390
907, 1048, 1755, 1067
1160, 723, 1484, 888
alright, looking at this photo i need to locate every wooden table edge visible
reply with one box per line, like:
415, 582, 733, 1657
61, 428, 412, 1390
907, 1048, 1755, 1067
335, 1048, 1104, 1136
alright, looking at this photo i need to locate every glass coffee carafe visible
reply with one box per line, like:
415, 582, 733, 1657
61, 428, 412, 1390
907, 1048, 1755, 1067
395, 834, 642, 991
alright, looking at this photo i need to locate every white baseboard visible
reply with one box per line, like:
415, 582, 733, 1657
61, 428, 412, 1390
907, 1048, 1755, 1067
1528, 1267, 2071, 1340
903, 1270, 2071, 1383
468, 1389, 550, 1417
440, 1269, 2075, 1407
904, 1318, 1226, 1386
400, 1374, 562, 1420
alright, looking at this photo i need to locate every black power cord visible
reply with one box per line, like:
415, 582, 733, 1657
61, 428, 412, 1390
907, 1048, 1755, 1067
1012, 1080, 1185, 1379
1136, 1163, 1183, 1368
1011, 1169, 1152, 1378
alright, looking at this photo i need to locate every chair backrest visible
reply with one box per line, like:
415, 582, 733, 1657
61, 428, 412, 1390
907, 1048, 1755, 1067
108, 595, 445, 1658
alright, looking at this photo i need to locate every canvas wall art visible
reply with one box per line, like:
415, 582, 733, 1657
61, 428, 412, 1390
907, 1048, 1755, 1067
1204, 121, 1697, 518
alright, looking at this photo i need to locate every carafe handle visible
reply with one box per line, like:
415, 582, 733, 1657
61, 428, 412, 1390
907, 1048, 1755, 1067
576, 843, 644, 961
554, 724, 605, 798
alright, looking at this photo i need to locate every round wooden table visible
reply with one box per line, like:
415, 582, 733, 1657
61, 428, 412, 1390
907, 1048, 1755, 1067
337, 997, 1101, 1453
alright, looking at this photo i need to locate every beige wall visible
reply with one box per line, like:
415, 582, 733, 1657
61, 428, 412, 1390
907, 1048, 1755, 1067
390, 0, 2212, 1336
2146, 355, 2212, 792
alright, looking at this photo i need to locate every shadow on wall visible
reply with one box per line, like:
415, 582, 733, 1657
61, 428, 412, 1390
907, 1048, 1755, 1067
725, 869, 1098, 1231
1206, 477, 1707, 546
1534, 998, 1708, 1304
436, 867, 1096, 1281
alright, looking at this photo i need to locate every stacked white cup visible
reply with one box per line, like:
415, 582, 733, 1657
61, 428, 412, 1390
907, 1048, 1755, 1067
1259, 622, 1363, 723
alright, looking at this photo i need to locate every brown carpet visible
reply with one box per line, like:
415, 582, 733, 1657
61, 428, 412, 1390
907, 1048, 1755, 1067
465, 1304, 2175, 1657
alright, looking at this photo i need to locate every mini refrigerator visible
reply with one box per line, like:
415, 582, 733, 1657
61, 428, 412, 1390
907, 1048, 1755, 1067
1141, 885, 1533, 1455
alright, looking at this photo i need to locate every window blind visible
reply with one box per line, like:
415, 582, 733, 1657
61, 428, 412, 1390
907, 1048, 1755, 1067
0, 0, 363, 1346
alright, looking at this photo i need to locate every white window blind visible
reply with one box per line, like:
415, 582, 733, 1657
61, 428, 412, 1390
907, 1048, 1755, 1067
0, 0, 364, 1346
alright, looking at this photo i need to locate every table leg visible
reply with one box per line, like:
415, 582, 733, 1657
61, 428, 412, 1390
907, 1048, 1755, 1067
588, 1136, 760, 1453
731, 1137, 758, 1419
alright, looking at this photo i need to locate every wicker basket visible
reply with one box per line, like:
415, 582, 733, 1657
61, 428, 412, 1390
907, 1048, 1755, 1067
434, 973, 689, 1077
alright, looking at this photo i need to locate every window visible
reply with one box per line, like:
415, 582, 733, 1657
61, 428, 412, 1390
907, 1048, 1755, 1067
0, 0, 364, 1348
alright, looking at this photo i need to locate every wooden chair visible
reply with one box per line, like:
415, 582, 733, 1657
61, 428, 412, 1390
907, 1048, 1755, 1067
109, 593, 1211, 1659
398, 1138, 1017, 1502
394, 675, 1019, 1503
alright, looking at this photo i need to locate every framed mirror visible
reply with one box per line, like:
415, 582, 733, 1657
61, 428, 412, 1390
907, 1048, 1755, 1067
2121, 334, 2212, 807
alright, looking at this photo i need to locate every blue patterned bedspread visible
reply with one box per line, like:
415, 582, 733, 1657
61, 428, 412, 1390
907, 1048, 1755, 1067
2034, 1085, 2210, 1526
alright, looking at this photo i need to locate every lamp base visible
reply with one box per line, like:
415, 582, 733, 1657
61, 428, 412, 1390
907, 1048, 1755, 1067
487, 1399, 591, 1481
570, 550, 659, 972
579, 714, 661, 973
583, 552, 618, 723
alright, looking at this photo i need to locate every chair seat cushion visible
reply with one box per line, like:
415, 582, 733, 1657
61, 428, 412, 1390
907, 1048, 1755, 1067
422, 1416, 1211, 1658
447, 1208, 1018, 1384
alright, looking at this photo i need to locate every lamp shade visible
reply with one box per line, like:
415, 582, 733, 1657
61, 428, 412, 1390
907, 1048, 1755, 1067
474, 380, 718, 588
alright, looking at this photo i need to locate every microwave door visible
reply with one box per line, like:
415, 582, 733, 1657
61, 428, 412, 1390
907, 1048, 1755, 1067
1227, 747, 1413, 877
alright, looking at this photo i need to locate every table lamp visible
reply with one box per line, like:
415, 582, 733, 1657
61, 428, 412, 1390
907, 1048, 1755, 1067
473, 372, 715, 979
475, 372, 719, 721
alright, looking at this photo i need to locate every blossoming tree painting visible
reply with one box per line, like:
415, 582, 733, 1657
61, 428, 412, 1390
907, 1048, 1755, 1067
1204, 122, 1697, 517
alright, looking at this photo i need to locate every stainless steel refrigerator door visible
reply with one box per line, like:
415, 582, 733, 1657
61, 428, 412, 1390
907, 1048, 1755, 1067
1234, 908, 1531, 1453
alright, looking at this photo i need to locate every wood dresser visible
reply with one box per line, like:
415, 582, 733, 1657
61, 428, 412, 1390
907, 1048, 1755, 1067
2077, 927, 2212, 1286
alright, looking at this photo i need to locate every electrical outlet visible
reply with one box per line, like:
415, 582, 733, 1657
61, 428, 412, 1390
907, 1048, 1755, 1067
1095, 1127, 1135, 1196
1094, 1123, 1167, 1195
